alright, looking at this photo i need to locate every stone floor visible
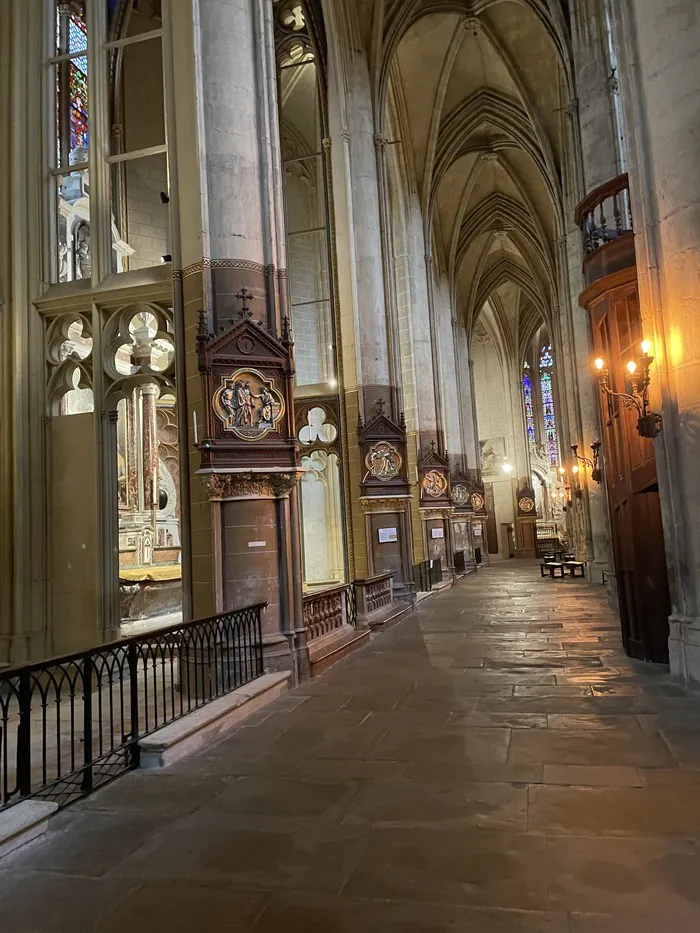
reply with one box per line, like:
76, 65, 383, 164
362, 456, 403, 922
2, 562, 700, 932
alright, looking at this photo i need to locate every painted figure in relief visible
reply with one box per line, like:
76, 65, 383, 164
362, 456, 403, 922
423, 470, 448, 498
256, 387, 274, 426
213, 369, 285, 441
365, 441, 401, 481
221, 386, 236, 423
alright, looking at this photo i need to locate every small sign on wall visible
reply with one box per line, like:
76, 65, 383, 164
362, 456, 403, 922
431, 527, 445, 539
378, 527, 398, 543
473, 526, 482, 537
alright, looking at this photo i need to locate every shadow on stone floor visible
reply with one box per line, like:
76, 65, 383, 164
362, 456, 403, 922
1, 562, 700, 932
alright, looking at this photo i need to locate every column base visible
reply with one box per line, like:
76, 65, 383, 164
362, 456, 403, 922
262, 633, 295, 676
669, 616, 700, 689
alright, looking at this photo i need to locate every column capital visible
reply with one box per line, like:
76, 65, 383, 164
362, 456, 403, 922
374, 133, 389, 150
199, 470, 302, 501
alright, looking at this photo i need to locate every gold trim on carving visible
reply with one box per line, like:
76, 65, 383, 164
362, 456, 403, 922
359, 496, 412, 514
199, 471, 302, 500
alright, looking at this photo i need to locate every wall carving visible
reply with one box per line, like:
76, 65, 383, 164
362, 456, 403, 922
200, 471, 301, 501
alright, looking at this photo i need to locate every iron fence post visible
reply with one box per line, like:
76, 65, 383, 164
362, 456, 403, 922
81, 655, 93, 794
128, 641, 140, 768
257, 607, 264, 675
17, 669, 31, 798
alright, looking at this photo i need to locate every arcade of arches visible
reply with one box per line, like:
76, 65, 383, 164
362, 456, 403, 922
2, 0, 700, 692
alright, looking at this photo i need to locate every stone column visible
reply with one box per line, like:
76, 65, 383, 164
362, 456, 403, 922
567, 2, 619, 581
167, 0, 303, 675
141, 384, 159, 513
614, 0, 700, 683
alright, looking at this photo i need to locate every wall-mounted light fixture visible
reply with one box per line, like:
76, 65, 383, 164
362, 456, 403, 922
594, 341, 662, 438
571, 441, 602, 484
502, 463, 513, 474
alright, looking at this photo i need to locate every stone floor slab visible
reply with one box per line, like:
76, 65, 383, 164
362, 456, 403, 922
2, 562, 700, 931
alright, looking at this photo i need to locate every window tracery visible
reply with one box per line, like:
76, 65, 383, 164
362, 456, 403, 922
522, 371, 536, 445
539, 344, 559, 466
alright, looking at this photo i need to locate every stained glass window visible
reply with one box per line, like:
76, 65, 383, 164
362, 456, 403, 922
539, 344, 558, 466
56, 3, 88, 166
523, 373, 536, 444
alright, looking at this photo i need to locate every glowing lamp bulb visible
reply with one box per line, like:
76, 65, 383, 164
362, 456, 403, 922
641, 340, 651, 355
594, 358, 604, 371
559, 467, 566, 475
627, 360, 637, 375
572, 464, 579, 474
328, 378, 337, 388
502, 463, 513, 474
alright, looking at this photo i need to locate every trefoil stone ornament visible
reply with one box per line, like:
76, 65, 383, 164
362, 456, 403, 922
213, 367, 285, 441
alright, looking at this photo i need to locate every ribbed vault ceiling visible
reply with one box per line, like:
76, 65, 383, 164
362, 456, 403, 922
360, 0, 572, 365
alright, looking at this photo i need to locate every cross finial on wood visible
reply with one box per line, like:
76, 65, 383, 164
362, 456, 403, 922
376, 398, 386, 416
236, 288, 254, 319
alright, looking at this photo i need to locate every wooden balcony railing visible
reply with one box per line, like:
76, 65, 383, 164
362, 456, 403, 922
575, 173, 632, 254
575, 174, 636, 288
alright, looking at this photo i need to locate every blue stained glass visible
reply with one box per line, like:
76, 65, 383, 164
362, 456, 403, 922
540, 344, 554, 368
523, 373, 536, 444
68, 18, 87, 53
541, 371, 558, 466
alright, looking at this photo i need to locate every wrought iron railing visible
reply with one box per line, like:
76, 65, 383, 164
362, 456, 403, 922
0, 604, 265, 813
413, 559, 443, 593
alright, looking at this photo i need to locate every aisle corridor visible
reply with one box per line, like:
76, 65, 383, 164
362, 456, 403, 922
2, 563, 700, 931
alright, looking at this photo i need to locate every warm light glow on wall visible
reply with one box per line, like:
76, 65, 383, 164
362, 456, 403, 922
669, 328, 683, 367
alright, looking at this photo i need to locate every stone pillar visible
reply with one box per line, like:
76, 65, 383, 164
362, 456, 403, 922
141, 385, 159, 513
567, 2, 620, 581
168, 0, 302, 676
614, 0, 700, 683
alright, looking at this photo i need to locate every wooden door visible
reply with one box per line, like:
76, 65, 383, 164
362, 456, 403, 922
590, 282, 670, 661
484, 483, 499, 554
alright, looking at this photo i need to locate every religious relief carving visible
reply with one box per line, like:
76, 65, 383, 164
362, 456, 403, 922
418, 441, 451, 507
452, 484, 469, 506
213, 368, 285, 441
480, 437, 507, 475
196, 287, 296, 473
470, 492, 485, 513
423, 470, 448, 498
360, 495, 412, 514
200, 471, 301, 501
365, 441, 402, 481
516, 483, 538, 518
357, 398, 409, 497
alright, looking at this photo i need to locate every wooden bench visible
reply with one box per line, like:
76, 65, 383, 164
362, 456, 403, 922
564, 561, 586, 578
540, 561, 565, 579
